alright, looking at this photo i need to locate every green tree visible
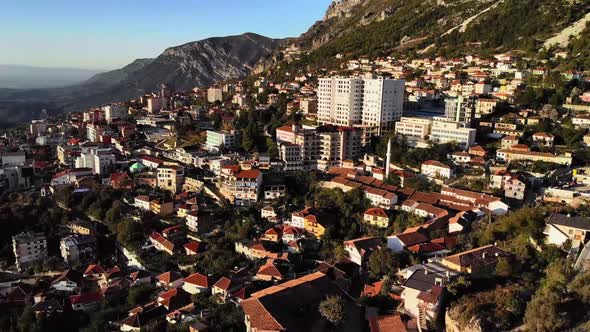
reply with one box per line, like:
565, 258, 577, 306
127, 284, 155, 308
524, 261, 571, 332
569, 271, 590, 304
266, 138, 279, 159
241, 122, 257, 152
367, 247, 396, 279
495, 257, 513, 278
117, 219, 143, 247
319, 295, 345, 325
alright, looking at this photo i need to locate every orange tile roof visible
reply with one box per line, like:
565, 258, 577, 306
364, 208, 388, 218
184, 273, 209, 288
213, 277, 233, 291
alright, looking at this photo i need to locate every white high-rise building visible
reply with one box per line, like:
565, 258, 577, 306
318, 77, 364, 126
362, 77, 405, 135
207, 87, 223, 103
102, 104, 128, 122
317, 76, 404, 139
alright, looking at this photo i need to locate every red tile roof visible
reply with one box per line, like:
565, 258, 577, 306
149, 232, 174, 252
70, 292, 102, 305
84, 264, 105, 276
213, 277, 233, 291
184, 273, 210, 288
156, 271, 183, 284
369, 315, 408, 332
364, 207, 388, 218
236, 169, 261, 179
183, 241, 203, 254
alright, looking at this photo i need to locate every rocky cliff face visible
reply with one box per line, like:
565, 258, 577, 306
128, 32, 281, 92
324, 0, 366, 20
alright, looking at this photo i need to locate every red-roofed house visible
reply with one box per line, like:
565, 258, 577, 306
421, 160, 453, 180
182, 273, 211, 295
255, 260, 284, 282
220, 166, 262, 206
363, 208, 390, 228
344, 237, 382, 266
387, 230, 429, 253
70, 292, 102, 312
184, 241, 204, 256
149, 232, 175, 255
212, 277, 241, 303
532, 132, 555, 147
156, 271, 184, 289
110, 172, 133, 190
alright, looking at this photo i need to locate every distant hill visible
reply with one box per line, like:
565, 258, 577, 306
0, 33, 285, 125
0, 65, 103, 89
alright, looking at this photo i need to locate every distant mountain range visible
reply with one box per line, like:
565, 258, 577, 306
0, 65, 103, 89
0, 33, 285, 126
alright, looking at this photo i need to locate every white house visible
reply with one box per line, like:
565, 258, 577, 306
544, 214, 590, 248
421, 160, 453, 180
387, 230, 429, 253
182, 273, 210, 295
343, 237, 381, 267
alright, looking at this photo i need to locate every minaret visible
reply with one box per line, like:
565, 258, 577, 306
385, 137, 392, 178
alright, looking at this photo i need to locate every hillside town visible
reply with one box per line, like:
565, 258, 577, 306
3, 50, 590, 332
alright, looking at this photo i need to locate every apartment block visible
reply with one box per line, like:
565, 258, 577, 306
205, 130, 239, 152
445, 95, 476, 124
75, 147, 116, 176
157, 164, 185, 193
207, 87, 223, 103
318, 77, 364, 126
220, 165, 262, 206
13, 232, 48, 271
102, 103, 128, 122
394, 117, 432, 141
276, 124, 360, 171
318, 76, 404, 138
430, 119, 477, 148
60, 235, 97, 266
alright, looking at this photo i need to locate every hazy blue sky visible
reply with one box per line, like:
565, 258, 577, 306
0, 1, 331, 70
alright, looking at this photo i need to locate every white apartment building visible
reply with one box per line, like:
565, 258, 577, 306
207, 87, 223, 103
220, 166, 262, 206
60, 235, 97, 266
395, 117, 476, 148
361, 77, 405, 136
421, 160, 453, 180
86, 123, 106, 143
13, 232, 48, 271
205, 130, 239, 152
147, 96, 166, 113
430, 119, 477, 148
318, 77, 364, 126
394, 117, 432, 141
318, 76, 405, 139
232, 94, 248, 107
299, 97, 318, 114
75, 147, 116, 176
475, 99, 497, 117
102, 104, 128, 122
